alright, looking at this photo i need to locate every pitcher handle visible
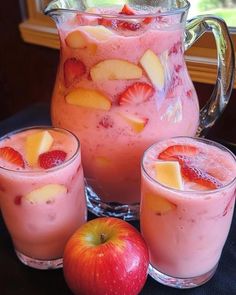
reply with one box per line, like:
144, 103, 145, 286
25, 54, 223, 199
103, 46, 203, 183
185, 16, 235, 137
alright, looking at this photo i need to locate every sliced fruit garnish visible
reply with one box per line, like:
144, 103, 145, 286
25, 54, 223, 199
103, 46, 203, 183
65, 88, 112, 110
65, 30, 87, 49
119, 4, 135, 15
97, 5, 150, 31
64, 58, 86, 88
180, 162, 222, 189
25, 130, 54, 167
0, 147, 25, 168
95, 156, 111, 167
155, 161, 183, 189
90, 59, 142, 81
143, 17, 152, 25
98, 18, 141, 31
24, 184, 67, 204
140, 49, 165, 89
81, 25, 114, 41
158, 144, 199, 161
117, 21, 141, 31
118, 112, 148, 133
158, 144, 222, 189
118, 82, 154, 105
39, 150, 67, 169
145, 193, 176, 215
98, 18, 115, 28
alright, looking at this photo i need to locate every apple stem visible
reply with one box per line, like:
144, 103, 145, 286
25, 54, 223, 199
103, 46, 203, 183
100, 233, 106, 244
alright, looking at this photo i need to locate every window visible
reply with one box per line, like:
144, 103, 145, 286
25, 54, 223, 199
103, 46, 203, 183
188, 0, 236, 27
19, 0, 236, 87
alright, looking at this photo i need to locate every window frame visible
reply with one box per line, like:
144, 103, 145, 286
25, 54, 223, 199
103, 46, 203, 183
19, 0, 236, 87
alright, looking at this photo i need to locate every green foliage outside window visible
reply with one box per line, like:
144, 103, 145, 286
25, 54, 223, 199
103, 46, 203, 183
196, 0, 236, 26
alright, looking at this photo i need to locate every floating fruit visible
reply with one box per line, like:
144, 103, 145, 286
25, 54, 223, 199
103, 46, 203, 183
145, 193, 176, 215
154, 161, 183, 189
25, 131, 53, 166
24, 184, 67, 204
90, 59, 142, 81
118, 82, 154, 105
39, 150, 67, 169
140, 49, 165, 89
65, 88, 112, 111
0, 147, 25, 168
118, 112, 148, 133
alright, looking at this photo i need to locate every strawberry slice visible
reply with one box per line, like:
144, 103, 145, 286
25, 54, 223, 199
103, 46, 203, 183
143, 17, 152, 24
98, 18, 115, 28
158, 144, 222, 189
118, 82, 155, 105
158, 144, 199, 161
39, 150, 67, 169
180, 162, 223, 189
119, 4, 135, 15
117, 21, 141, 31
0, 147, 25, 168
120, 4, 153, 27
64, 58, 86, 88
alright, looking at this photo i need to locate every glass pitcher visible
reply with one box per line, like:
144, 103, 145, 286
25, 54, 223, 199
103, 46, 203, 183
44, 0, 235, 220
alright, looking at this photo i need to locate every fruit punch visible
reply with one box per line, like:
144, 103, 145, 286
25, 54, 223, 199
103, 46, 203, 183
141, 137, 236, 279
0, 127, 87, 266
51, 4, 199, 204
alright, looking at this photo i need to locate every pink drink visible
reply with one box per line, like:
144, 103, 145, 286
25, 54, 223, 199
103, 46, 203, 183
0, 127, 87, 269
140, 137, 236, 288
51, 5, 199, 206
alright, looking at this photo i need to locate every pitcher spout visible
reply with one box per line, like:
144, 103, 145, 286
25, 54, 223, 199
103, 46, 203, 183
44, 0, 86, 16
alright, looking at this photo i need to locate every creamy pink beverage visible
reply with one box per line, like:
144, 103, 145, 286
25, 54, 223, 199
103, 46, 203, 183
51, 4, 199, 207
0, 127, 87, 269
140, 137, 236, 288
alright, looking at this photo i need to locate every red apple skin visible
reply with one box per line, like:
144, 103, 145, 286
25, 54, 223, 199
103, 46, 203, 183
63, 217, 149, 295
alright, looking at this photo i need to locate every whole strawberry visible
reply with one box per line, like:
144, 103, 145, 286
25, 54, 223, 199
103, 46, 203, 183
39, 150, 67, 169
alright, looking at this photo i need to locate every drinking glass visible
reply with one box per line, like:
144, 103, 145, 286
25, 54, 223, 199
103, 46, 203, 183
0, 126, 87, 269
140, 137, 236, 288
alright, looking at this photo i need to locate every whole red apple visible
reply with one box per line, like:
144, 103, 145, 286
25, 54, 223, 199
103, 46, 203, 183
63, 217, 149, 295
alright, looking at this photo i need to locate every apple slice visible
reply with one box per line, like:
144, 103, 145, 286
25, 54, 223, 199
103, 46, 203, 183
95, 156, 111, 167
118, 112, 148, 133
140, 49, 165, 89
90, 59, 142, 81
66, 26, 113, 49
65, 30, 98, 54
24, 184, 67, 204
65, 30, 88, 49
65, 88, 111, 110
154, 161, 183, 189
145, 193, 176, 215
25, 131, 54, 166
81, 25, 114, 41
